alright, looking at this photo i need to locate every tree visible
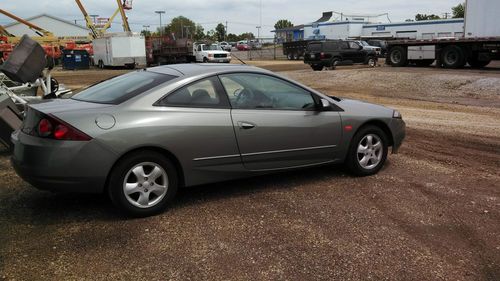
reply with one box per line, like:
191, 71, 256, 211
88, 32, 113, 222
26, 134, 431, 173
239, 32, 255, 40
215, 23, 226, 42
160, 16, 197, 39
452, 2, 465, 18
194, 24, 205, 41
415, 14, 441, 21
274, 19, 293, 30
140, 29, 151, 37
226, 33, 239, 42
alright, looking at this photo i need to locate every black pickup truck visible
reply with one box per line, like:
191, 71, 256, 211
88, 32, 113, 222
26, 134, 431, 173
304, 40, 378, 71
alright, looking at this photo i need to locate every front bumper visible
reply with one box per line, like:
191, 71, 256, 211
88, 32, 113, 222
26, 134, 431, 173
208, 57, 231, 63
10, 130, 116, 193
389, 118, 406, 154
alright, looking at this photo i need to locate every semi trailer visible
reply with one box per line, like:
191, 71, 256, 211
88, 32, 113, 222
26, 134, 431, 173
386, 0, 500, 68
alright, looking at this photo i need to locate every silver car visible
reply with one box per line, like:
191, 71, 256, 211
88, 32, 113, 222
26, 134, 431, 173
11, 64, 405, 216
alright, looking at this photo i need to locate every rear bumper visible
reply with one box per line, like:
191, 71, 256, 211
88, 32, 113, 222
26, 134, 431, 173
10, 130, 117, 193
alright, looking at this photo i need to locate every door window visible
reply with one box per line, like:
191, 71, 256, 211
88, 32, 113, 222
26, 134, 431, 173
349, 41, 360, 49
219, 73, 316, 110
157, 77, 229, 108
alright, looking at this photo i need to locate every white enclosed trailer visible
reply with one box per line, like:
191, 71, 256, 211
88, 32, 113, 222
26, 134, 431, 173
93, 33, 146, 68
386, 0, 500, 68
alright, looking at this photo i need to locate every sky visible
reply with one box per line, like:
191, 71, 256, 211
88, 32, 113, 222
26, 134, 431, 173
1, 0, 463, 37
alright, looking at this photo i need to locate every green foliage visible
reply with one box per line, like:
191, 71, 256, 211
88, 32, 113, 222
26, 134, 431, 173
159, 16, 197, 38
140, 30, 151, 37
452, 3, 465, 18
415, 14, 441, 21
274, 19, 293, 30
215, 23, 226, 42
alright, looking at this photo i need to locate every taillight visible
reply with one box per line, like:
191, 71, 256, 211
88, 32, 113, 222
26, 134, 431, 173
320, 52, 326, 59
35, 114, 91, 141
37, 119, 53, 137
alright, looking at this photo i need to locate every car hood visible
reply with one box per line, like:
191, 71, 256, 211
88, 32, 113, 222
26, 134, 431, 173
28, 98, 113, 114
336, 98, 393, 117
205, 50, 230, 54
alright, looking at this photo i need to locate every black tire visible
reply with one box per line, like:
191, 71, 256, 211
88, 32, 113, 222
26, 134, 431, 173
311, 64, 323, 71
468, 56, 491, 68
388, 46, 408, 67
441, 45, 466, 69
366, 57, 377, 67
328, 58, 340, 70
98, 60, 104, 69
346, 125, 389, 177
414, 60, 435, 67
293, 53, 300, 60
203, 57, 209, 63
108, 150, 179, 217
287, 53, 293, 60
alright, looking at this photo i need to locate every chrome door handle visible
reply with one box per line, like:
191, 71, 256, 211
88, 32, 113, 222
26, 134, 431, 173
238, 121, 256, 130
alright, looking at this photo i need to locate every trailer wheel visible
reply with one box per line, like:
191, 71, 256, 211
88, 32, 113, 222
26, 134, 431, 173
388, 46, 407, 67
441, 45, 466, 69
468, 57, 491, 68
287, 53, 294, 60
293, 53, 300, 60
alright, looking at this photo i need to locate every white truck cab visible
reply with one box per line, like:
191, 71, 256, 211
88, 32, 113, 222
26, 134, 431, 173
193, 44, 231, 63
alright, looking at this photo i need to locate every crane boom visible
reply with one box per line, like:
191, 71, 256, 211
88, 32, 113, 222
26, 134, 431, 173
0, 9, 54, 37
116, 0, 131, 32
74, 0, 99, 39
0, 25, 14, 37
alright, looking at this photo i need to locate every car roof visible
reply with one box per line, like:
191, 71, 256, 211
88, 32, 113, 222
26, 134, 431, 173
147, 64, 269, 77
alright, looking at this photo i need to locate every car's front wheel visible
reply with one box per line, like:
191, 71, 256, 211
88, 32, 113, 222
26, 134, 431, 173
346, 126, 388, 176
108, 150, 178, 217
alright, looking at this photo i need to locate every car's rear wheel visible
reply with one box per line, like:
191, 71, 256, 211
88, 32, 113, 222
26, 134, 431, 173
108, 151, 178, 217
346, 126, 388, 176
367, 57, 377, 67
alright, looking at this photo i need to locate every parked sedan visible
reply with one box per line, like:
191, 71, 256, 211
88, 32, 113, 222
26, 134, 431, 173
11, 64, 405, 217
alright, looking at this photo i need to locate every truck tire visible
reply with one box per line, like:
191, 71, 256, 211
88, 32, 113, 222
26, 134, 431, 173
468, 56, 491, 68
367, 57, 377, 67
311, 65, 323, 71
203, 57, 209, 63
98, 60, 104, 69
441, 45, 466, 69
388, 46, 407, 67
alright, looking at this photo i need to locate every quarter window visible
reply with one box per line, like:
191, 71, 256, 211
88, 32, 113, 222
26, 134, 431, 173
158, 77, 229, 108
219, 73, 316, 110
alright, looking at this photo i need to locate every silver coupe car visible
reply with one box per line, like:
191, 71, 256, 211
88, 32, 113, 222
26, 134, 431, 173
11, 64, 405, 216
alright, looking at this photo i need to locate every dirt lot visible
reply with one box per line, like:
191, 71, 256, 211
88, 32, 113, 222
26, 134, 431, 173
1, 62, 499, 281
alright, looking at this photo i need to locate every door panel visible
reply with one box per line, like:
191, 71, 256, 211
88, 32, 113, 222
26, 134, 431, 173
219, 72, 342, 171
231, 109, 342, 171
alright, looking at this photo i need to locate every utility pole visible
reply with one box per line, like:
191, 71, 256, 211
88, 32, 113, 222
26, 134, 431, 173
259, 0, 262, 41
225, 21, 228, 41
155, 10, 165, 36
443, 12, 450, 19
89, 14, 99, 24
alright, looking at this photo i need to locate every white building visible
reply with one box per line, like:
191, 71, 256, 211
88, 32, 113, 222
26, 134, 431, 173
362, 19, 464, 39
4, 14, 89, 39
302, 11, 465, 40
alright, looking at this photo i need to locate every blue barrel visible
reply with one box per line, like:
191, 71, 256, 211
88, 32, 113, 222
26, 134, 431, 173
62, 50, 90, 70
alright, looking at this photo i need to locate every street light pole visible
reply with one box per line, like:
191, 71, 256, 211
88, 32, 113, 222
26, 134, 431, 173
155, 10, 165, 36
89, 14, 99, 24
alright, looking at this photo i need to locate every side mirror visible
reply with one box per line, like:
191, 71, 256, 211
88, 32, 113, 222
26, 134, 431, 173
319, 98, 331, 110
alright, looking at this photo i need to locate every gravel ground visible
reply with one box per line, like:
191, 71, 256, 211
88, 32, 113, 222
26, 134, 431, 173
1, 63, 499, 281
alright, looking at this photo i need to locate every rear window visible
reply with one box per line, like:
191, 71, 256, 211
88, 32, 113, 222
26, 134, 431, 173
307, 43, 322, 52
72, 71, 177, 104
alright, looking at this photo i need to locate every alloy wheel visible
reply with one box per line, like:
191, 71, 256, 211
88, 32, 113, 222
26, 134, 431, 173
123, 162, 169, 209
357, 134, 383, 170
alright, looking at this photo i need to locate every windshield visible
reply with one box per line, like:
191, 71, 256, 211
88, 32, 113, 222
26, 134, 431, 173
359, 41, 369, 46
72, 71, 177, 104
203, 45, 222, 51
